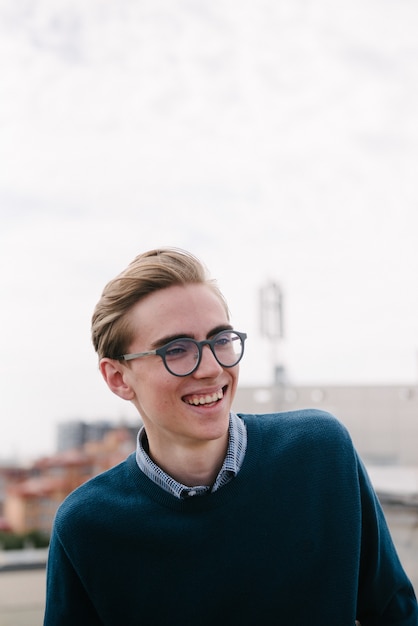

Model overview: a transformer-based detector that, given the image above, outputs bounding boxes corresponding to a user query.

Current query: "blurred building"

[3,425,137,535]
[56,419,126,452]
[0,466,30,531]
[234,383,418,466]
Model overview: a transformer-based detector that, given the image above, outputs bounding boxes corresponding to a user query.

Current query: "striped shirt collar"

[135,412,247,499]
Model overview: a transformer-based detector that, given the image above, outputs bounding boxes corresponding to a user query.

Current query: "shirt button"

[188,490,197,497]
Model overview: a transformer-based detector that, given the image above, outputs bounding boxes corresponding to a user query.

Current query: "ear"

[99,358,135,401]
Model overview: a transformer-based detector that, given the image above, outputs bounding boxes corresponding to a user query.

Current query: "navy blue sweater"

[44,410,417,625]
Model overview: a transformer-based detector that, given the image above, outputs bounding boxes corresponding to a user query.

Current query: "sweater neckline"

[126,414,262,511]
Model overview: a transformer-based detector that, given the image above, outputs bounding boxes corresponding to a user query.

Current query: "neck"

[146,434,229,487]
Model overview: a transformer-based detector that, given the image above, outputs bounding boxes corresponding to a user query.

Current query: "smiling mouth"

[183,387,225,406]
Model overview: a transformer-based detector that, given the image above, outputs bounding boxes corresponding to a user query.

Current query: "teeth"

[186,389,224,406]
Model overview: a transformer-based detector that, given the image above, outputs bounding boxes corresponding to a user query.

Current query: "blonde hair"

[91,248,229,359]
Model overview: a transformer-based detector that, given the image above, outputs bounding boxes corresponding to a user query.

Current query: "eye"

[214,333,232,347]
[165,340,195,360]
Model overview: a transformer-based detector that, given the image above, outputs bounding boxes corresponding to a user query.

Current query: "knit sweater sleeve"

[43,525,103,625]
[355,455,418,625]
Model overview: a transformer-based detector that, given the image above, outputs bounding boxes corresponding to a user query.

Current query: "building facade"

[233,383,418,466]
[3,427,137,535]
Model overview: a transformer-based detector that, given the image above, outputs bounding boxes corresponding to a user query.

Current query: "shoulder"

[240,408,349,436]
[53,455,134,533]
[237,410,359,488]
[239,409,354,458]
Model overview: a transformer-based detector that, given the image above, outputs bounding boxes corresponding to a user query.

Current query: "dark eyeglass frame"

[117,330,247,377]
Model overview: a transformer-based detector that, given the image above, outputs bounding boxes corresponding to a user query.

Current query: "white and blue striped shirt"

[135,412,247,499]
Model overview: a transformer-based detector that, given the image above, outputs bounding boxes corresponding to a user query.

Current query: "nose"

[193,344,223,378]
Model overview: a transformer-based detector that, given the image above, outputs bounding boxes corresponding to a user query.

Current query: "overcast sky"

[1,0,418,462]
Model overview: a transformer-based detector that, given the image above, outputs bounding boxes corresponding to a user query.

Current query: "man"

[44,247,417,625]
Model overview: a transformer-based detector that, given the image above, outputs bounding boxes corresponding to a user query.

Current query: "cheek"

[134,374,180,413]
[228,367,240,396]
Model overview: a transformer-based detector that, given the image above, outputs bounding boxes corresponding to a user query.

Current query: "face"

[103,283,240,459]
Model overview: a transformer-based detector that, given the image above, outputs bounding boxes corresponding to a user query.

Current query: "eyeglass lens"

[164,331,244,375]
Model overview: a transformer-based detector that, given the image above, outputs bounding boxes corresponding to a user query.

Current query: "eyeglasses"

[118,330,247,377]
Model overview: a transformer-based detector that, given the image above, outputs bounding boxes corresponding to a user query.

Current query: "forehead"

[127,284,229,343]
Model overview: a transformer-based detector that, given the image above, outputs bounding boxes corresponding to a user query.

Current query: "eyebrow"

[150,324,234,349]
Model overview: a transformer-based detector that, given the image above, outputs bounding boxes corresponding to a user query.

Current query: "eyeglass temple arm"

[120,349,158,361]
